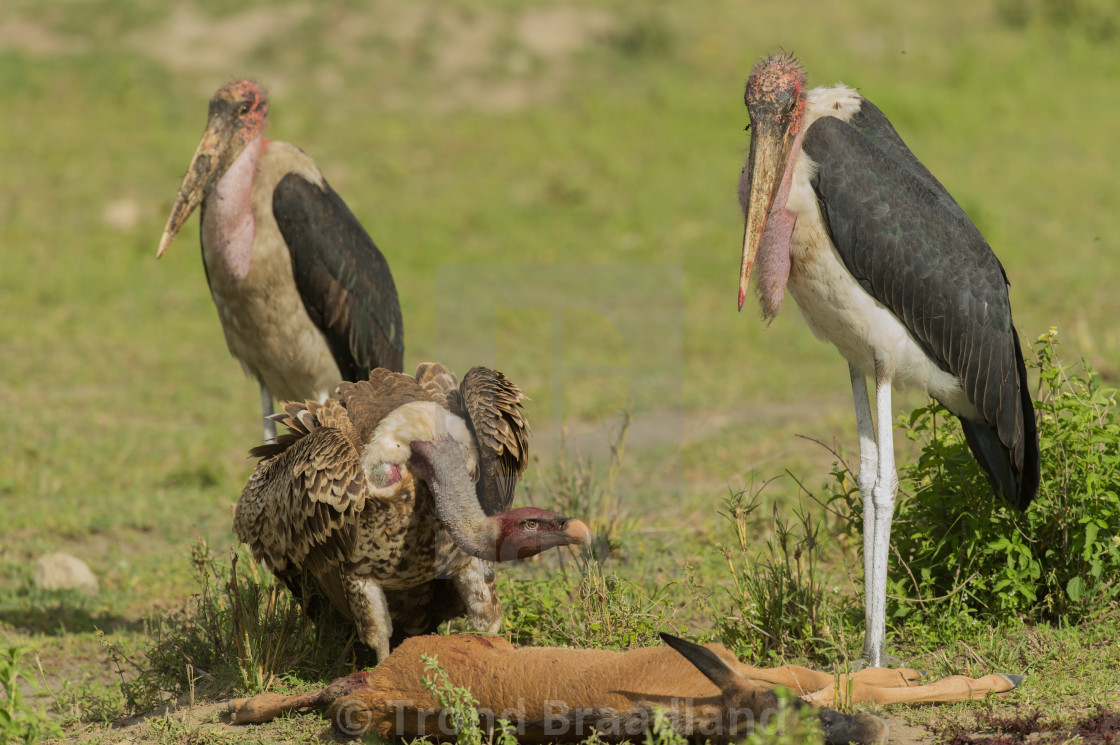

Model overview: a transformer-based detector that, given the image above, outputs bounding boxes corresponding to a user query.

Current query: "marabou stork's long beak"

[738,115,797,311]
[157,111,249,258]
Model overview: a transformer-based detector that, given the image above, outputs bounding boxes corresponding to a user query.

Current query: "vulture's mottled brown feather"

[337,368,432,443]
[415,361,460,410]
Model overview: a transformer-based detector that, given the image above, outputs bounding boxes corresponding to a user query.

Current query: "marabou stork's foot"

[816,650,913,675]
[847,650,910,672]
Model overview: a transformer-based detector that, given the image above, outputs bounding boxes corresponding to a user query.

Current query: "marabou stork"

[158,80,403,441]
[737,54,1040,666]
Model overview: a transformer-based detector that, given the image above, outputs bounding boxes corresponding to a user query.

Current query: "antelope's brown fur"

[229,634,1019,743]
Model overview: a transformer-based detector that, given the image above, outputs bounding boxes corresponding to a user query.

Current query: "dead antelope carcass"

[229,633,1022,744]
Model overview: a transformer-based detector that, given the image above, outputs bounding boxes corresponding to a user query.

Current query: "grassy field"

[2,0,1119,742]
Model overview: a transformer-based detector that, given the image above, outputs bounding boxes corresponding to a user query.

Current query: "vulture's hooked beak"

[561,518,591,547]
[739,114,796,311]
[157,111,249,258]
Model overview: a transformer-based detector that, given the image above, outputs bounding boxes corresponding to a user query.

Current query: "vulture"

[158,79,403,441]
[234,363,590,660]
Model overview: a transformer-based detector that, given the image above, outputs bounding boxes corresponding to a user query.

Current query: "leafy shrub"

[832,329,1120,625]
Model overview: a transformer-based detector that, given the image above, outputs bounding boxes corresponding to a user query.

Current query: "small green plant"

[714,488,849,665]
[505,406,678,651]
[51,677,126,726]
[0,645,62,745]
[832,328,1120,625]
[642,707,687,745]
[419,655,518,745]
[737,689,823,745]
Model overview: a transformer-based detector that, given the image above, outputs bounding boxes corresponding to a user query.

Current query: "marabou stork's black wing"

[273,173,404,378]
[448,367,531,515]
[802,105,1039,510]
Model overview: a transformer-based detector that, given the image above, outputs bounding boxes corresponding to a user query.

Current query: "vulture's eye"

[522,519,540,531]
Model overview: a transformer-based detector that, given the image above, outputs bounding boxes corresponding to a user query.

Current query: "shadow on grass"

[0,590,144,636]
[936,707,1120,745]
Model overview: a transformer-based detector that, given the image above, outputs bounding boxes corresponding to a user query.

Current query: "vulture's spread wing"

[450,367,530,515]
[235,407,367,577]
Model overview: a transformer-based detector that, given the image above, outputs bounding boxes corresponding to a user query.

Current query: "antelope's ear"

[659,633,744,692]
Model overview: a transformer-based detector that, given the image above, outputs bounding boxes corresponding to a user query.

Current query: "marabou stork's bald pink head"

[738,54,807,316]
[157,80,270,258]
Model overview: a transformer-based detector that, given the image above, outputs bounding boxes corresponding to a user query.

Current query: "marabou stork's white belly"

[202,145,341,404]
[783,167,977,418]
[205,243,342,404]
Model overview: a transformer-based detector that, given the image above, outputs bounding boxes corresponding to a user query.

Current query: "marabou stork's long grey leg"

[849,366,879,659]
[868,371,899,668]
[260,381,277,443]
[850,365,900,668]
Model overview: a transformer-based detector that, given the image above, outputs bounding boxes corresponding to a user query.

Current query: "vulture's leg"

[452,558,501,633]
[260,381,277,443]
[344,576,392,661]
[863,372,898,668]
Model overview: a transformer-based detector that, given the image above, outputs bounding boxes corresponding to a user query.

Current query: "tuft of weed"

[526,407,634,562]
[830,328,1120,627]
[52,678,126,726]
[119,539,353,712]
[500,555,679,651]
[711,487,853,666]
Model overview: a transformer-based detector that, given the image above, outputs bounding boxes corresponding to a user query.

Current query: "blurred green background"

[1,0,1118,610]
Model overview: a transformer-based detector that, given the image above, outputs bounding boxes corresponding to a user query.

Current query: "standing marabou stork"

[736,54,1040,666]
[158,80,403,441]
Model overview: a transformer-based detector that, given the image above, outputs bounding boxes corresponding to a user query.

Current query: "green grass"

[2,0,1119,743]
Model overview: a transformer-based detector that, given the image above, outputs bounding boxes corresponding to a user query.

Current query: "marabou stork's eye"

[522,519,540,531]
[237,101,252,116]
